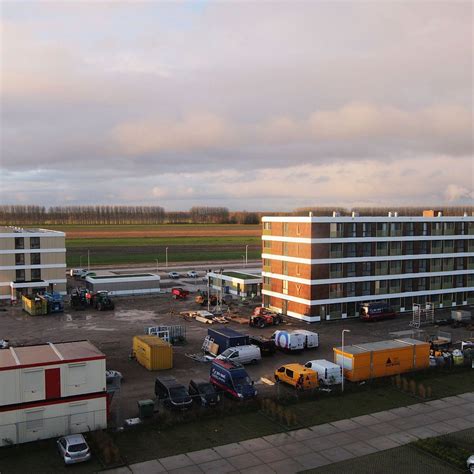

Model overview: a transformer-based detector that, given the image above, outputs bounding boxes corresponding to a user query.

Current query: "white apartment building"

[0,227,66,302]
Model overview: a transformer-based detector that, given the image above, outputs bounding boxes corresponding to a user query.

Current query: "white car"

[57,434,91,465]
[168,272,180,279]
[106,369,123,384]
[467,454,474,472]
[186,271,198,278]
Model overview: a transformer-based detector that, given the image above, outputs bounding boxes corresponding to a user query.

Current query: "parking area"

[1,288,473,422]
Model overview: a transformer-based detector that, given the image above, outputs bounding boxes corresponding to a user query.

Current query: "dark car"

[188,379,220,406]
[155,376,192,410]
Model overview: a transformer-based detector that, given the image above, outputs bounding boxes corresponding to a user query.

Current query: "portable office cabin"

[85,273,160,296]
[333,338,430,382]
[133,335,173,371]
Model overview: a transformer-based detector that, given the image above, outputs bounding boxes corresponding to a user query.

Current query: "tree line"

[0,205,471,226]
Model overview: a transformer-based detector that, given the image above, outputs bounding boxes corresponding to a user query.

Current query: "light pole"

[341,329,351,393]
[79,255,83,268]
[155,259,159,275]
[87,250,90,271]
[165,247,168,268]
[242,255,245,267]
[245,245,248,267]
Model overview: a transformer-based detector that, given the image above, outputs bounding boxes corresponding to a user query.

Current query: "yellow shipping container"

[333,338,430,382]
[22,295,48,316]
[133,335,173,371]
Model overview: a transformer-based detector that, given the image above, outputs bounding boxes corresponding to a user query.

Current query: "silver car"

[57,434,91,465]
[168,271,180,279]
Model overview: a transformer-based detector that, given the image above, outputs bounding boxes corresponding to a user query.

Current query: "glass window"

[404,279,413,292]
[456,240,465,252]
[282,280,288,295]
[362,262,371,276]
[30,253,41,265]
[361,281,371,295]
[375,261,388,275]
[263,222,271,231]
[375,280,388,294]
[329,283,343,297]
[431,259,442,272]
[418,259,428,273]
[431,240,443,253]
[417,278,426,291]
[31,269,41,280]
[362,223,372,237]
[404,241,414,255]
[30,237,40,249]
[346,223,356,237]
[16,269,25,282]
[444,222,455,235]
[430,276,442,290]
[263,240,271,249]
[376,242,388,256]
[404,260,413,273]
[346,282,356,296]
[390,279,401,293]
[404,222,415,236]
[362,242,371,257]
[345,243,356,257]
[443,240,454,253]
[455,257,464,270]
[422,223,428,236]
[330,223,343,238]
[443,258,454,271]
[390,241,402,255]
[418,241,428,254]
[15,237,24,249]
[15,254,25,265]
[432,222,443,235]
[390,261,402,275]
[330,263,343,277]
[377,222,388,236]
[346,262,356,277]
[330,243,343,257]
[442,275,452,289]
[390,222,402,236]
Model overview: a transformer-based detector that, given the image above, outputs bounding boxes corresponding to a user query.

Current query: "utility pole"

[166,247,168,267]
[207,270,211,312]
[87,250,90,271]
[341,329,351,393]
[155,259,159,275]
[245,245,248,267]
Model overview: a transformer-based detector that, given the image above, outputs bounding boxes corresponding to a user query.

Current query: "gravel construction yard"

[1,286,473,423]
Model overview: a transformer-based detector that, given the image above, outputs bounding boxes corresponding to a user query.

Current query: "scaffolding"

[410,302,435,329]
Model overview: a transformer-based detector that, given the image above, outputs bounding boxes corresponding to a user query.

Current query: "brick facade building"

[261,211,474,322]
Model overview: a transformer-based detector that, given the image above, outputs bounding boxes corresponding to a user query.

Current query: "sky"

[0,1,472,211]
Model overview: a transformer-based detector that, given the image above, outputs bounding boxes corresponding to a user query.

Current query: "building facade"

[0,227,66,302]
[207,270,262,297]
[261,211,474,322]
[0,340,107,445]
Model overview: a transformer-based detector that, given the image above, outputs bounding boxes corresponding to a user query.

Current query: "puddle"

[114,310,156,322]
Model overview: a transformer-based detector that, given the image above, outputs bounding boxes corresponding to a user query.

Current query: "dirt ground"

[1,289,473,423]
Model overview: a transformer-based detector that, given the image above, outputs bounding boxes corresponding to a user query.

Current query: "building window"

[430,276,442,290]
[282,280,288,295]
[296,224,301,236]
[418,241,428,254]
[362,223,372,237]
[390,279,401,293]
[443,240,454,253]
[466,275,473,287]
[390,241,402,256]
[404,260,414,273]
[283,223,289,236]
[432,222,443,236]
[375,261,388,275]
[16,269,25,282]
[431,259,442,272]
[263,240,272,249]
[390,222,402,237]
[346,282,356,297]
[361,281,371,296]
[263,222,271,231]
[330,243,343,258]
[375,280,387,295]
[30,237,40,249]
[404,241,414,255]
[390,261,402,275]
[263,259,271,270]
[15,253,25,265]
[376,222,388,237]
[376,242,388,256]
[345,243,356,257]
[417,278,426,291]
[431,240,443,254]
[443,258,454,271]
[469,240,474,252]
[422,223,429,236]
[329,283,343,298]
[30,253,41,265]
[15,237,25,249]
[362,262,371,276]
[404,279,413,292]
[31,269,41,280]
[346,262,356,277]
[330,223,343,238]
[418,259,428,273]
[346,223,356,237]
[362,242,371,257]
[282,261,288,275]
[330,263,343,278]
[282,242,289,255]
[455,257,464,270]
[404,222,415,236]
[442,275,452,289]
[444,222,455,235]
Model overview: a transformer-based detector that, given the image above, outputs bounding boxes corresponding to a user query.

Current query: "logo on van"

[385,357,400,367]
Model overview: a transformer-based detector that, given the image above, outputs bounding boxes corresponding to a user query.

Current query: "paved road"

[104,392,474,473]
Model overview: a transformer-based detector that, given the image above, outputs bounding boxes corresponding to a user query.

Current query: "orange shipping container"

[333,338,429,382]
[133,335,173,371]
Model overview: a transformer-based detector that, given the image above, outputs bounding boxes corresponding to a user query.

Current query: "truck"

[171,288,189,300]
[249,307,283,328]
[249,335,276,356]
[272,330,319,352]
[90,291,114,311]
[207,328,250,355]
[209,359,257,400]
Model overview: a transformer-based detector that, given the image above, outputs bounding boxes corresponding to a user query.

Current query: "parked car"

[106,369,123,384]
[57,434,91,465]
[274,364,318,390]
[216,344,261,365]
[70,268,86,277]
[210,359,257,400]
[168,271,180,279]
[359,302,396,321]
[155,375,192,410]
[186,270,198,278]
[304,359,342,386]
[79,270,96,279]
[188,379,219,406]
[467,454,474,473]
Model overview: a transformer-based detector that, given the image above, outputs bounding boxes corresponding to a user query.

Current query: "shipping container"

[207,328,249,355]
[21,295,48,316]
[133,336,173,371]
[333,338,430,382]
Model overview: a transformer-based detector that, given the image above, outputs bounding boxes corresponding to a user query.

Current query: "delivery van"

[272,330,319,352]
[305,359,342,385]
[210,359,257,400]
[216,344,261,365]
[274,364,318,390]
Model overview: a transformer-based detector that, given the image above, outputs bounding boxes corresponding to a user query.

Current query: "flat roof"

[0,226,65,237]
[0,340,104,371]
[335,338,428,355]
[208,270,261,282]
[90,274,155,280]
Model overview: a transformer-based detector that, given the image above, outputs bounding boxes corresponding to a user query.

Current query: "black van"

[188,379,219,407]
[154,376,192,410]
[359,302,396,322]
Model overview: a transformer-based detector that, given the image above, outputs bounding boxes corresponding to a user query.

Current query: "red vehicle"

[359,302,396,322]
[171,288,190,300]
[249,307,283,328]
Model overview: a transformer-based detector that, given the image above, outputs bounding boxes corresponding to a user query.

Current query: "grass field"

[46,224,262,266]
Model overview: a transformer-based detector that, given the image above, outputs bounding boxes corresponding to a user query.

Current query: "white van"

[216,344,261,365]
[305,359,342,386]
[293,330,319,349]
[70,268,86,277]
[272,330,305,351]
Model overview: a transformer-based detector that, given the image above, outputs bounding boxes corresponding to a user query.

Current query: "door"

[45,368,61,399]
[23,369,44,402]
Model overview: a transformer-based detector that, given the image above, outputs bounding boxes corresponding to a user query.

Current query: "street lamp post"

[87,250,90,271]
[79,255,83,268]
[155,259,159,275]
[242,255,245,267]
[341,329,351,393]
[165,247,168,268]
[245,245,248,267]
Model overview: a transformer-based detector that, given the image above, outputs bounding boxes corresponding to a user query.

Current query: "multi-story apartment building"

[261,211,474,322]
[0,227,66,302]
